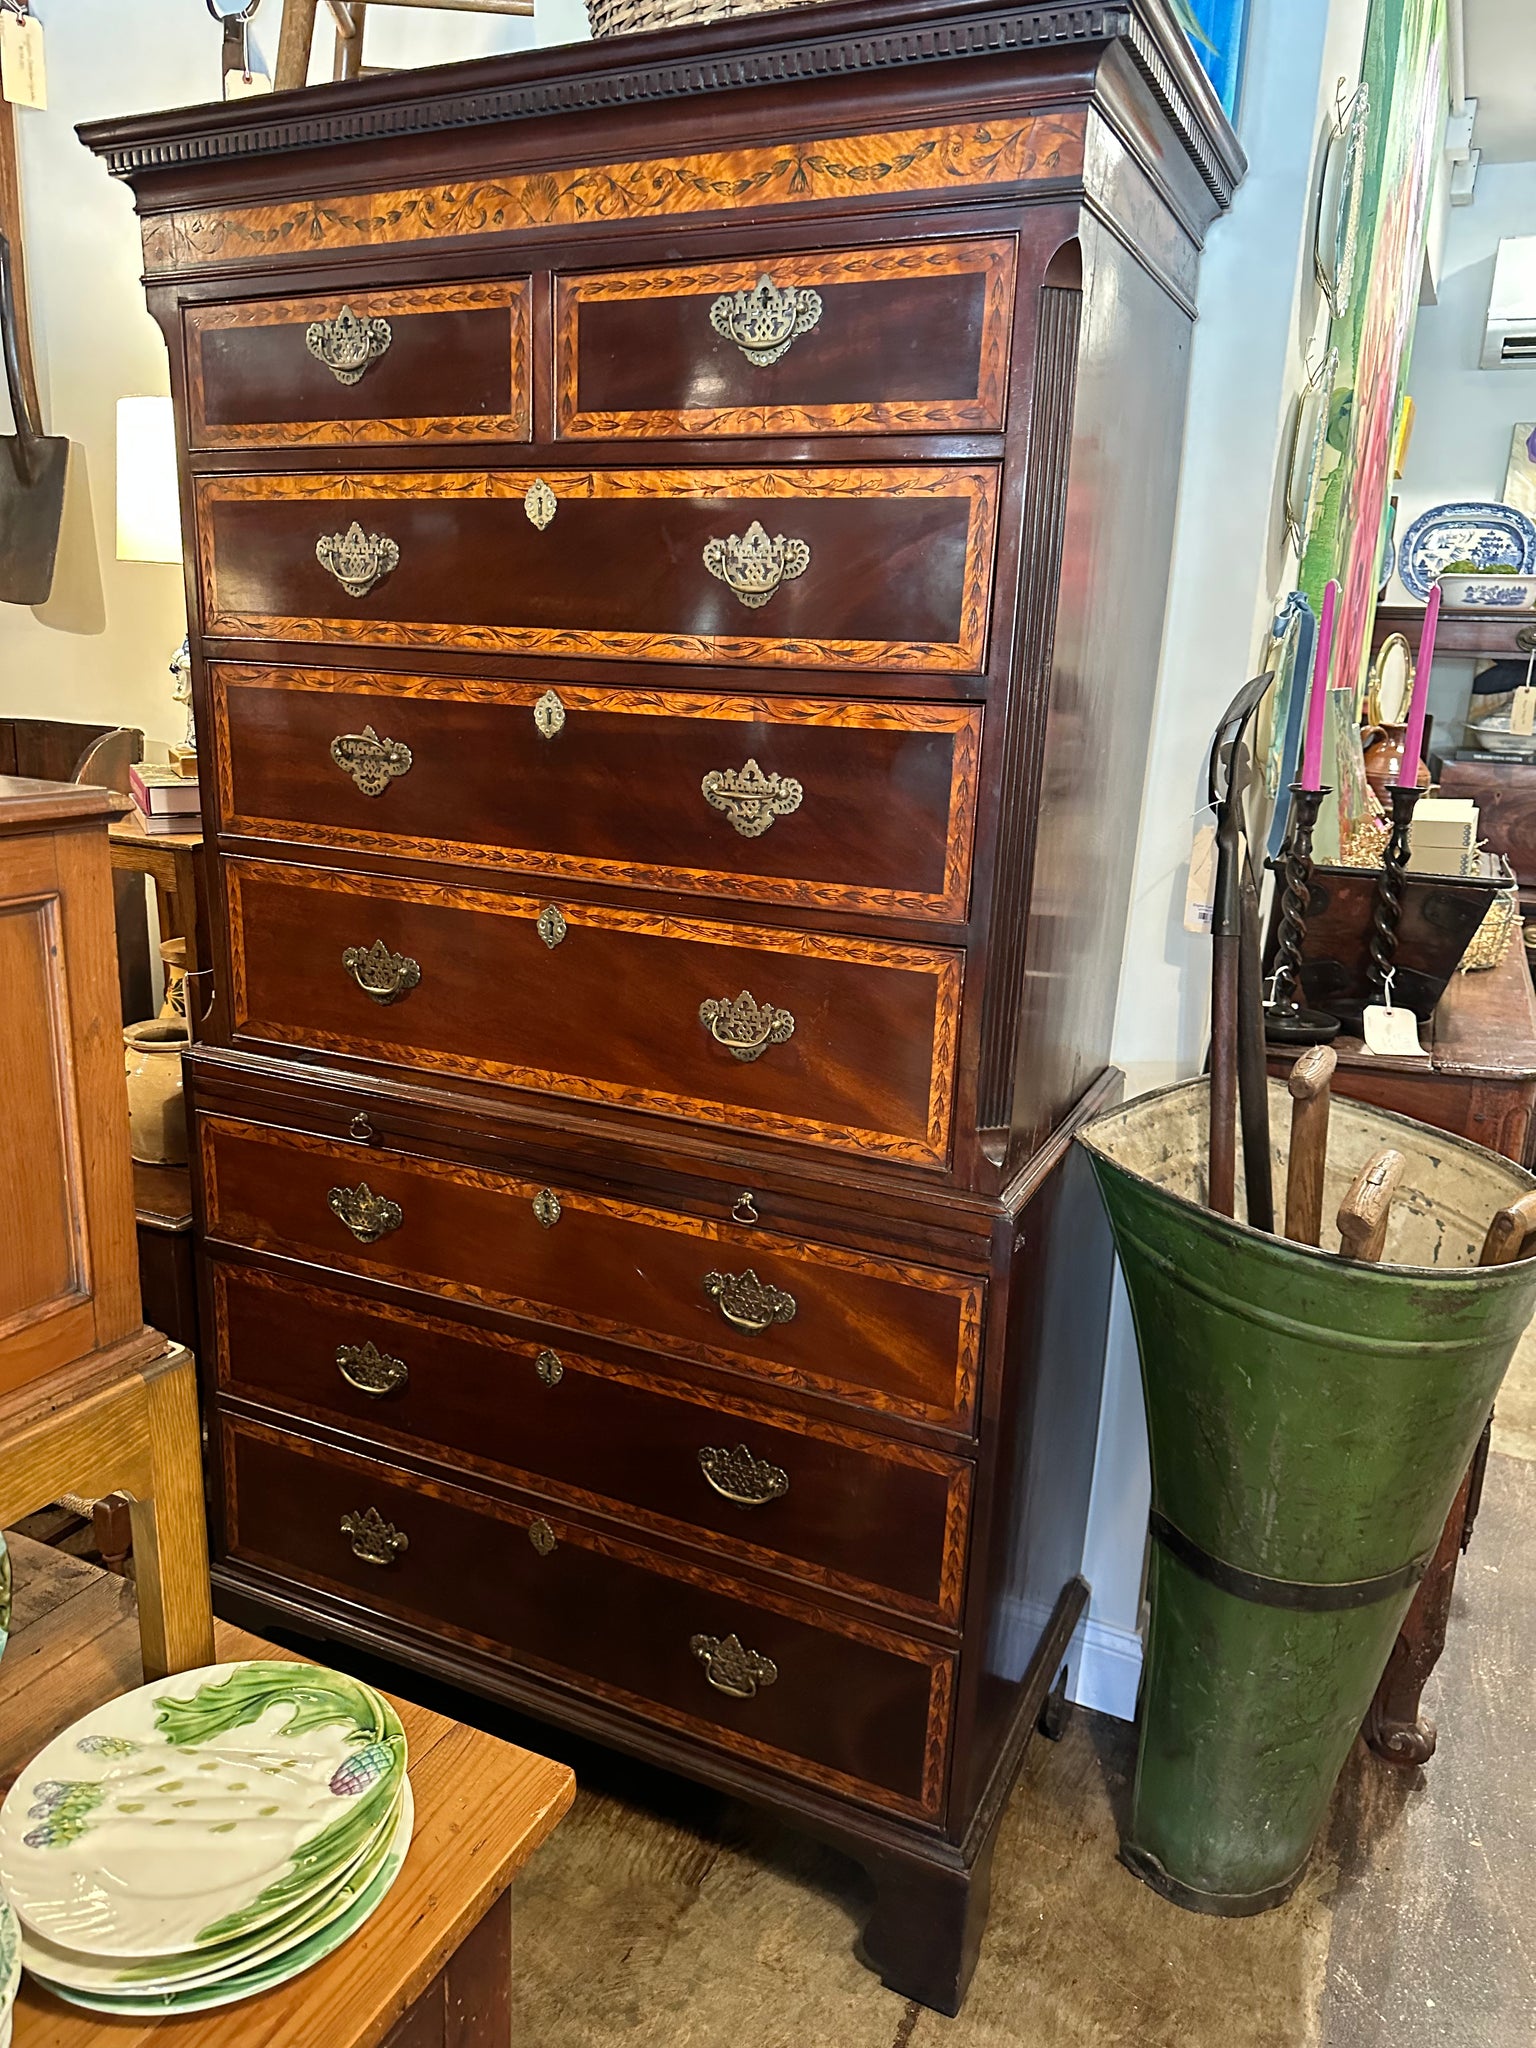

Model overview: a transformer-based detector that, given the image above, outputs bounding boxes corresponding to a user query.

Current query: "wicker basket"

[1460,887,1520,974]
[586,0,823,38]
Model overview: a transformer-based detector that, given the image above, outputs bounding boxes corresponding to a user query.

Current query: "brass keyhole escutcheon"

[535,1349,564,1387]
[528,1519,558,1557]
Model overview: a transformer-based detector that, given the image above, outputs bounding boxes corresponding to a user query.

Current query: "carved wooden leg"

[1363,1438,1485,1767]
[857,1834,995,2017]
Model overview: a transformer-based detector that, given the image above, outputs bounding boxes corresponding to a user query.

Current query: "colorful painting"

[1502,424,1536,519]
[1299,0,1448,718]
[1169,0,1253,120]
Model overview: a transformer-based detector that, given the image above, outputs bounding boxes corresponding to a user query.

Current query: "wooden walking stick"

[1477,1190,1536,1267]
[1336,1149,1407,1263]
[1284,1046,1336,1246]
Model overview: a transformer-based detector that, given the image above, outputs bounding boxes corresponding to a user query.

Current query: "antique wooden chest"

[83,0,1239,2009]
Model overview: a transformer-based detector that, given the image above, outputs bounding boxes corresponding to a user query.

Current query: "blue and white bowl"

[1441,571,1536,613]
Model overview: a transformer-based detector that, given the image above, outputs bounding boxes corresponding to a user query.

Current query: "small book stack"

[1405,797,1480,877]
[129,763,200,835]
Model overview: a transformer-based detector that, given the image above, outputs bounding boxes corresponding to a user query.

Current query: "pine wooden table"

[0,1533,575,2047]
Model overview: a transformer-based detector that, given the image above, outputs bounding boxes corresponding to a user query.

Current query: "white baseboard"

[1067,1615,1143,1722]
[996,1596,1144,1724]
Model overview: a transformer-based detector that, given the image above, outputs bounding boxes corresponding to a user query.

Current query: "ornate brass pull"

[342,938,421,1006]
[699,989,794,1063]
[709,275,822,366]
[703,521,809,610]
[306,305,392,384]
[317,521,399,599]
[336,1340,408,1397]
[331,725,412,797]
[702,1268,796,1335]
[328,1181,403,1244]
[690,1632,778,1699]
[341,1506,408,1565]
[698,1443,789,1508]
[701,760,803,839]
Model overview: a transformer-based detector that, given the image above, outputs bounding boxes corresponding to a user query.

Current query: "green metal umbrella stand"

[1079,1077,1536,1916]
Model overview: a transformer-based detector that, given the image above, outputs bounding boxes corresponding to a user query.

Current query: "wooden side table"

[106,810,208,1015]
[0,1343,214,1681]
[1,1534,575,2048]
[1268,940,1536,1762]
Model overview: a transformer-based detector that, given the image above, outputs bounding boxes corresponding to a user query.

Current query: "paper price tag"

[1513,686,1536,737]
[1183,824,1216,935]
[1362,1003,1427,1058]
[0,11,46,109]
[224,68,273,99]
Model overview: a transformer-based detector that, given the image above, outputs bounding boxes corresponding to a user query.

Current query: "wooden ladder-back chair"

[276,0,533,87]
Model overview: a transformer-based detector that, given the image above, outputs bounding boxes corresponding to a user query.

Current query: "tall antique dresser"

[84,0,1239,2010]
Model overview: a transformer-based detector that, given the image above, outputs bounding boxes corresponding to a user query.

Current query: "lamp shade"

[115,397,182,564]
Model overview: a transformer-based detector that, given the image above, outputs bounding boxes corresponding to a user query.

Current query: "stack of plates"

[0,1661,411,2017]
[1,1890,18,2047]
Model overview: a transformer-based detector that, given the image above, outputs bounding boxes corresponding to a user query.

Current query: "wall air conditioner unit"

[1482,236,1536,367]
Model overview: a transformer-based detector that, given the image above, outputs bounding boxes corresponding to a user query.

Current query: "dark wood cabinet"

[83,0,1239,2010]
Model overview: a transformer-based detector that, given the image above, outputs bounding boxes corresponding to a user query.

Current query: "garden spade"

[0,230,66,605]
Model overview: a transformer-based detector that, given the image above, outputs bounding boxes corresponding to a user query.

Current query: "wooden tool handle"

[1284,1046,1336,1247]
[1478,1191,1536,1267]
[1336,1149,1407,1264]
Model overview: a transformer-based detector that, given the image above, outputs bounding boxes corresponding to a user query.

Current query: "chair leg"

[131,1350,214,1680]
[275,0,320,89]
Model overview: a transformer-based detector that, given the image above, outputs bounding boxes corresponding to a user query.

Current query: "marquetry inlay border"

[199,1115,985,1429]
[222,1413,954,1818]
[184,281,532,449]
[193,465,998,675]
[222,857,962,1165]
[140,118,1083,277]
[554,238,1017,440]
[209,664,982,923]
[211,1261,972,1627]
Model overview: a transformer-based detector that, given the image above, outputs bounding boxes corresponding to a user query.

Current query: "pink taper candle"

[1397,582,1439,787]
[1300,578,1339,789]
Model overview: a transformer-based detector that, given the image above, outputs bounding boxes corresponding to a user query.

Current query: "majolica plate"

[0,1663,405,1959]
[0,1889,19,2024]
[1398,500,1536,602]
[32,1780,413,2017]
[22,1777,406,1994]
[0,1533,11,1666]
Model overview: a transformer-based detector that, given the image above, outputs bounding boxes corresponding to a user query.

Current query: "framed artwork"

[1170,0,1253,120]
[1503,425,1536,520]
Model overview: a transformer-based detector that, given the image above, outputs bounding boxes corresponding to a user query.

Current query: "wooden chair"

[276,0,533,88]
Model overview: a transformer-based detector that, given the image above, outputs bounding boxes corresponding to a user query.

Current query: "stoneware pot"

[123,1019,190,1166]
[1361,722,1432,803]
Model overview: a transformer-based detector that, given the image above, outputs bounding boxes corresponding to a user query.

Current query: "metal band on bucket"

[1149,1512,1434,1612]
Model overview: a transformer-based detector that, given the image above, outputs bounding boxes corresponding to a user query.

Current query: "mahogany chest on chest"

[83,0,1238,2009]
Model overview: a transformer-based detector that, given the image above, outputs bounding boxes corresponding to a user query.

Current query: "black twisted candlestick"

[1368,781,1422,1004]
[1264,782,1340,1045]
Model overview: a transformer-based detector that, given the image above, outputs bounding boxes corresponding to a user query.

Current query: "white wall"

[1072,0,1376,1719]
[0,0,587,751]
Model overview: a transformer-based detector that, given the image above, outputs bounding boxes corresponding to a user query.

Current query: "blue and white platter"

[1398,500,1536,602]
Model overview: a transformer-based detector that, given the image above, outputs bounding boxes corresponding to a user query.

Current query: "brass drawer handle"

[317,520,399,598]
[703,521,809,610]
[331,725,412,797]
[709,275,822,366]
[342,938,421,1006]
[699,989,794,1063]
[690,1631,777,1700]
[698,1443,789,1508]
[306,305,392,384]
[341,1505,408,1565]
[702,1268,796,1334]
[328,1181,403,1244]
[336,1340,408,1397]
[701,760,803,839]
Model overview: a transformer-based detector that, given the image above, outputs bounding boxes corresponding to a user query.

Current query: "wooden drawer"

[193,467,997,675]
[221,1415,953,1818]
[554,239,1015,438]
[223,856,961,1164]
[210,664,981,923]
[184,284,532,449]
[212,1263,971,1624]
[198,1116,984,1429]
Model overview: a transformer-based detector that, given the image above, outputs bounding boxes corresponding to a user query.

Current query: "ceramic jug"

[123,1019,191,1165]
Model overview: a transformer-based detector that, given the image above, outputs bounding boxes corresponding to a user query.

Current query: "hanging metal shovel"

[0,229,67,605]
